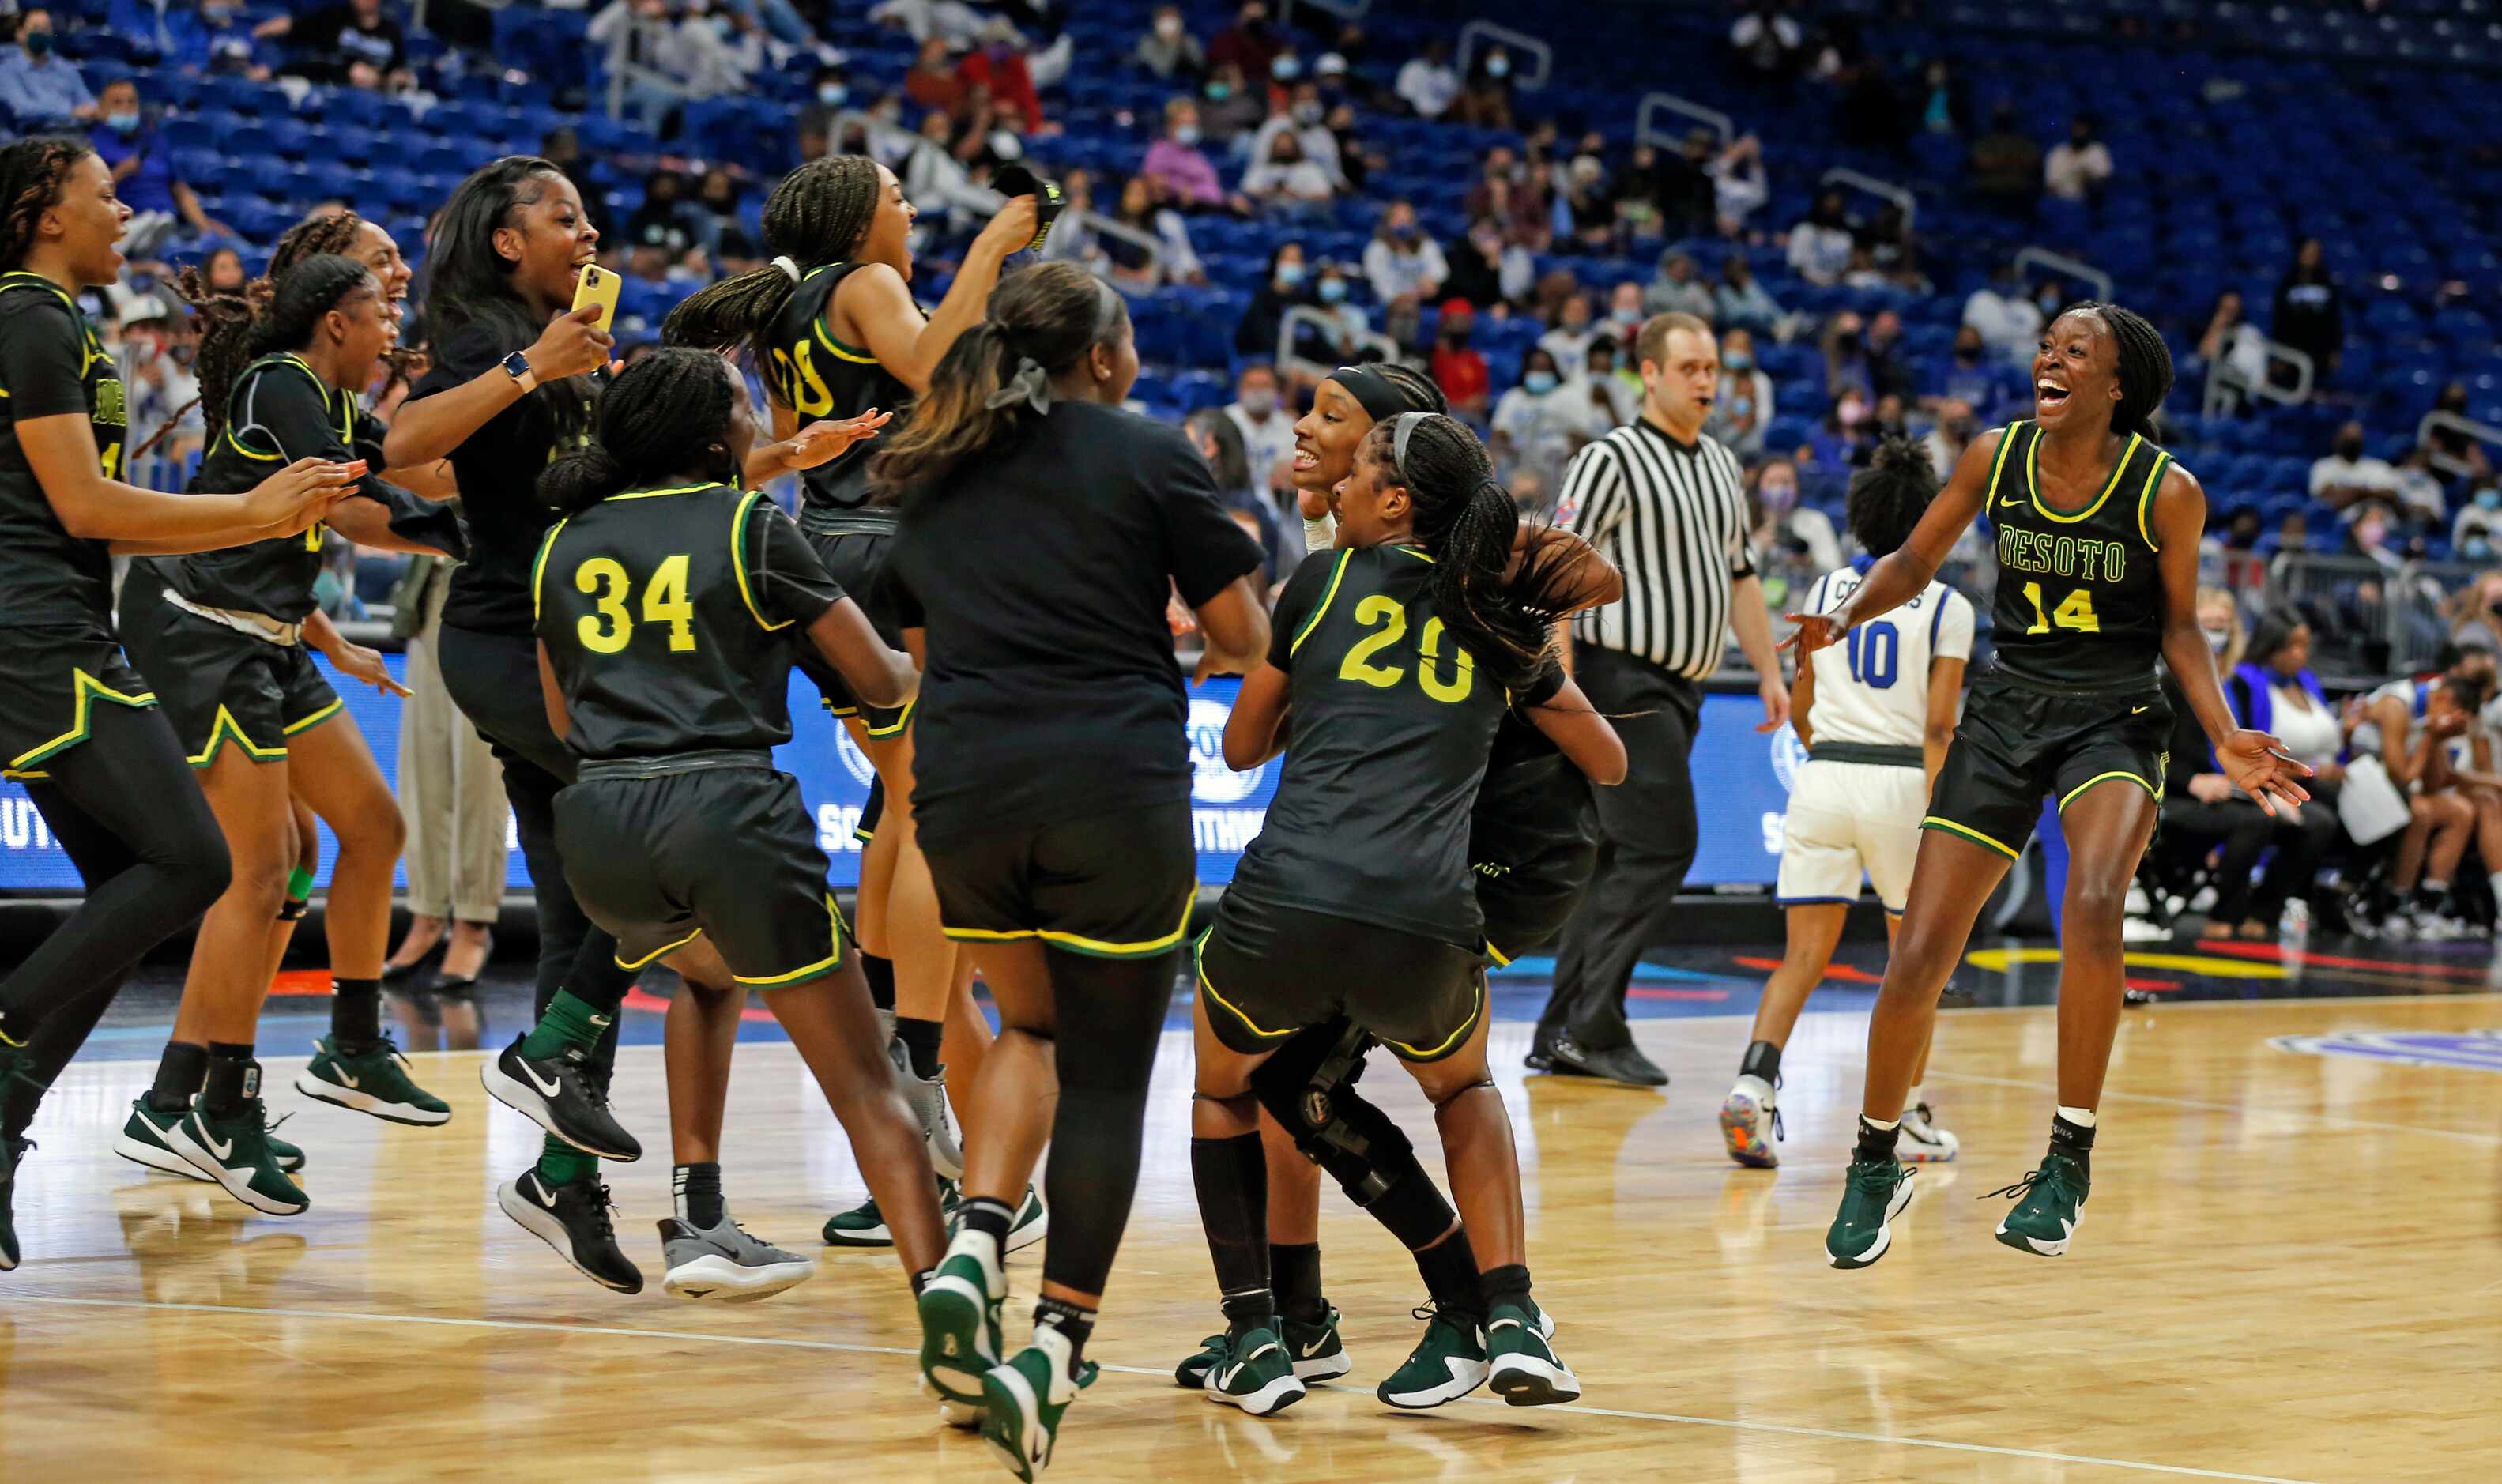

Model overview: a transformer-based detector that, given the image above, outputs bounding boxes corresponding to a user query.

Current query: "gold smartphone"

[571,262,622,333]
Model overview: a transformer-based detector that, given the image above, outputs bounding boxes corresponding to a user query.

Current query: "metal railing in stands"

[1063,209,1170,283]
[1278,306,1400,386]
[1456,22,1553,92]
[2202,335,2313,417]
[2418,410,2502,481]
[1636,92,1735,149]
[2014,246,2112,305]
[1818,168,1916,233]
[2261,551,2475,676]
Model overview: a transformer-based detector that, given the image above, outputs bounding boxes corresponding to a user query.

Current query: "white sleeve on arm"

[1303,510,1337,552]
[1937,589,1976,661]
[1557,443,1623,540]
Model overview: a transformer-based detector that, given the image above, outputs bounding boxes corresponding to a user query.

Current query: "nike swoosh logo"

[519,1059,562,1098]
[1299,1336,1327,1358]
[1218,1361,1246,1388]
[340,1071,360,1089]
[2131,706,2149,714]
[202,1128,233,1162]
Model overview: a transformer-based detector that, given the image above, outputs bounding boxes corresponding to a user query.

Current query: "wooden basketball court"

[3,985,2497,1482]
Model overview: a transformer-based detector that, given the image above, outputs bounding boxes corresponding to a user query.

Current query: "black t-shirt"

[1229,544,1565,948]
[173,353,459,620]
[763,262,915,512]
[0,273,125,635]
[536,482,843,759]
[409,318,596,635]
[883,400,1264,847]
[293,6,407,73]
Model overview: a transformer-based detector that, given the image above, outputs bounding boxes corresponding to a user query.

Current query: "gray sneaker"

[891,1038,964,1180]
[659,1212,818,1303]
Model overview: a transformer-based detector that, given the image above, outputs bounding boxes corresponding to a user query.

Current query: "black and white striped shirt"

[1558,417,1754,679]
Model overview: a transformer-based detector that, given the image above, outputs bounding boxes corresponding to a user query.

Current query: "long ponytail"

[663,155,884,375]
[1373,413,1577,697]
[164,262,273,451]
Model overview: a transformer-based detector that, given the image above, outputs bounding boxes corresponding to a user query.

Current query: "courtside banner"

[0,661,1794,892]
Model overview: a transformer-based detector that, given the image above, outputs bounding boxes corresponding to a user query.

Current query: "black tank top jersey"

[1983,420,2174,692]
[533,482,846,759]
[1230,544,1565,950]
[0,273,126,633]
[764,262,914,511]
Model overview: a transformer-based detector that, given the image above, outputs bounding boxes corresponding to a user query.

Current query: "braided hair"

[1370,362,1445,418]
[541,347,738,514]
[1844,437,1939,559]
[662,156,884,376]
[1364,412,1576,696]
[175,254,378,450]
[2064,299,2173,439]
[0,136,95,273]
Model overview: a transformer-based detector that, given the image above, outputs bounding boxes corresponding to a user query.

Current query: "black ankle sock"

[861,952,895,1013]
[1271,1241,1325,1327]
[1034,1295,1097,1366]
[896,1015,943,1080]
[1855,1115,1902,1163]
[203,1042,257,1117]
[330,977,382,1045]
[1415,1226,1484,1322]
[1479,1261,1533,1314]
[1219,1287,1275,1338]
[149,1041,208,1113]
[673,1161,725,1229]
[910,1268,932,1298]
[958,1196,1016,1249]
[2049,1113,2096,1177]
[1739,1038,1782,1083]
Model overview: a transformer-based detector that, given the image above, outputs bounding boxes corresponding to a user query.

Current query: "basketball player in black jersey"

[111,254,468,1215]
[1174,363,1626,1411]
[519,346,944,1305]
[666,157,1046,1251]
[0,137,356,1269]
[1789,304,2311,1266]
[1190,412,1621,1415]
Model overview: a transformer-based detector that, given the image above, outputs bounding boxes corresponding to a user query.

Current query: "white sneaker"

[1897,1102,1959,1162]
[2121,913,2172,943]
[1719,1075,1780,1168]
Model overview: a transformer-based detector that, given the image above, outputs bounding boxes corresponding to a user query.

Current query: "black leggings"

[1035,945,1178,1298]
[436,624,632,1084]
[0,702,228,1132]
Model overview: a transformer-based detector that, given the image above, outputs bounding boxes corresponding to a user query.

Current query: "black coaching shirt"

[1981,420,2173,693]
[1558,416,1752,680]
[882,399,1264,849]
[1230,544,1566,950]
[0,272,124,634]
[534,482,844,759]
[763,262,915,512]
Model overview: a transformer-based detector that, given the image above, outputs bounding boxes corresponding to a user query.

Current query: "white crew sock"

[1860,1113,1899,1132]
[2055,1104,2097,1128]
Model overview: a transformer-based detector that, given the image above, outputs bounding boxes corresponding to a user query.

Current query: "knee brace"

[1251,1021,1413,1204]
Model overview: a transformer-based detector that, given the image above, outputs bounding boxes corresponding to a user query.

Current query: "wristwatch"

[501,349,537,394]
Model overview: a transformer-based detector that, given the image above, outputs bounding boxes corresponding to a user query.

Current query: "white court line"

[11,1294,2319,1482]
[1919,1069,2502,1146]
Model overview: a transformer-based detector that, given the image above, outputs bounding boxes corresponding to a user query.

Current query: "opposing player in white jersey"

[1724,440,1973,1168]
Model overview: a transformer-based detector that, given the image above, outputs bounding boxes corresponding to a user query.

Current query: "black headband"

[1327,363,1411,424]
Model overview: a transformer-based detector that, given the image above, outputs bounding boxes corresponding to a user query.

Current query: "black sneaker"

[0,1134,28,1271]
[1524,1030,1558,1072]
[1548,1037,1668,1087]
[497,1169,643,1293]
[480,1037,640,1161]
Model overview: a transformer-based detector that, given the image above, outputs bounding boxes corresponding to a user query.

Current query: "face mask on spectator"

[992,130,1024,160]
[1391,223,1419,243]
[2203,626,2233,653]
[2478,488,2502,511]
[1724,350,1752,372]
[1524,369,1558,394]
[2469,537,2494,561]
[26,30,55,57]
[2356,515,2389,548]
[1487,53,1512,78]
[107,111,141,134]
[1728,394,1754,420]
[2335,435,2364,461]
[1838,397,1869,427]
[1611,304,1641,328]
[1294,100,1322,125]
[1240,386,1279,416]
[1274,55,1302,81]
[1759,477,1795,510]
[1275,261,1305,288]
[818,83,848,107]
[1317,276,1347,303]
[1174,124,1200,146]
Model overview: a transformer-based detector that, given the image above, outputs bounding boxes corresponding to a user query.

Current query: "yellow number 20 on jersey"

[1336,594,1475,702]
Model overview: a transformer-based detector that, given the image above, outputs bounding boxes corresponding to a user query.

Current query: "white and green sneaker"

[1379,1303,1489,1409]
[1281,1303,1351,1381]
[296,1034,451,1126]
[1201,1325,1306,1415]
[918,1233,1006,1418]
[1826,1156,1917,1268]
[1989,1152,2088,1256]
[827,1175,959,1248]
[161,1090,310,1217]
[115,1097,211,1181]
[1006,1185,1048,1254]
[1484,1300,1579,1406]
[982,1325,1097,1481]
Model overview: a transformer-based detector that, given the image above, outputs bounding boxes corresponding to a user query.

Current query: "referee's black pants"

[1536,647,1701,1053]
[437,624,631,1087]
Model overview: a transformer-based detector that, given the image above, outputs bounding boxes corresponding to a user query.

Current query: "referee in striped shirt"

[1532,311,1792,1087]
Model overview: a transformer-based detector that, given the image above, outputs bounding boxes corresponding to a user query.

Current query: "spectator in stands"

[1200,62,1265,141]
[625,169,709,276]
[2455,484,2502,562]
[1822,310,1911,404]
[1235,241,1312,358]
[2313,420,2405,523]
[2445,570,2502,655]
[200,244,250,297]
[2349,647,2496,938]
[1446,217,1532,315]
[590,0,744,131]
[1208,1,1280,83]
[1453,47,1516,129]
[259,0,412,91]
[1561,152,1618,250]
[1492,348,1585,496]
[904,36,967,115]
[1964,259,2044,363]
[1605,142,1677,243]
[1606,279,1648,341]
[1969,100,2041,215]
[1709,133,1771,232]
[531,128,614,243]
[1840,245,1890,292]
[1430,299,1492,420]
[1730,3,1803,79]
[1556,335,1633,439]
[2195,288,2270,413]
[1395,35,1457,119]
[0,9,94,128]
[690,168,758,273]
[1465,147,1548,249]
[1540,293,1599,371]
[1105,174,1204,286]
[1917,58,1970,135]
[1362,199,1446,311]
[2425,380,2493,484]
[1706,326,1774,459]
[1239,128,1334,214]
[1308,259,1370,359]
[1926,322,2025,421]
[2391,446,2449,527]
[868,0,987,46]
[1225,362,1299,504]
[1786,189,1854,286]
[1185,409,1286,583]
[2043,114,2112,202]
[1251,81,1343,190]
[1749,455,1841,585]
[2273,236,2344,379]
[1133,5,1204,82]
[167,0,276,79]
[1709,254,1779,338]
[1323,100,1378,194]
[959,17,1046,132]
[1643,249,1716,321]
[88,77,232,256]
[1143,98,1234,212]
[1807,384,1874,471]
[1922,397,1976,476]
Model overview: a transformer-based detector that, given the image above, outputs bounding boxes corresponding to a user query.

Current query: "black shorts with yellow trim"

[119,594,341,769]
[552,762,846,987]
[793,507,911,736]
[854,773,884,846]
[0,627,160,781]
[1922,665,2171,861]
[1473,838,1600,966]
[1196,891,1487,1065]
[923,800,1196,960]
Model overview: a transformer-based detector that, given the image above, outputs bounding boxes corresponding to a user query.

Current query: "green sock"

[519,989,610,1061]
[537,1135,598,1187]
